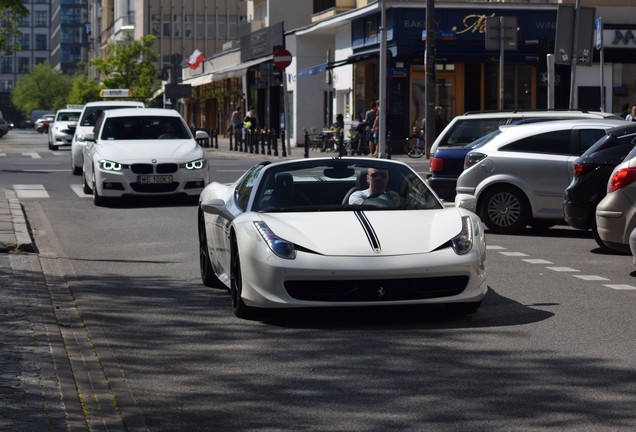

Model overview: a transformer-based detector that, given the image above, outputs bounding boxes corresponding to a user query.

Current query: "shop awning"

[297,50,379,78]
[213,55,273,80]
[184,74,214,87]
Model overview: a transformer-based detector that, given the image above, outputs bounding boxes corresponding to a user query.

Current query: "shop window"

[484,64,533,111]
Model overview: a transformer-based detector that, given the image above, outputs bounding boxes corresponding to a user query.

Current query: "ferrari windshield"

[253,159,443,212]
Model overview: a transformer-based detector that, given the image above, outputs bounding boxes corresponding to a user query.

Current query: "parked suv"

[428,110,623,201]
[455,119,627,234]
[71,100,145,175]
[563,123,636,248]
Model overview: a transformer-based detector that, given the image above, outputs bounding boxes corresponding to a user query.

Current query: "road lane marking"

[604,284,636,290]
[22,152,41,159]
[499,251,529,257]
[487,245,506,250]
[522,259,553,264]
[574,275,610,281]
[13,184,49,198]
[546,266,580,272]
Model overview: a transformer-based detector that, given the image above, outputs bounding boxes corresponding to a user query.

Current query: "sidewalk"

[0,188,74,431]
[205,135,422,165]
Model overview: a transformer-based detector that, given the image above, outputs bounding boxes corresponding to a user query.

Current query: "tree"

[11,63,71,116]
[68,63,104,105]
[91,34,161,105]
[0,0,29,55]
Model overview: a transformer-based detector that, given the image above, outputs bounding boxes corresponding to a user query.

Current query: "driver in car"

[349,167,400,205]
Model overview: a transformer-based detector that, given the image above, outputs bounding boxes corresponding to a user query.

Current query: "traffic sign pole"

[273,48,292,155]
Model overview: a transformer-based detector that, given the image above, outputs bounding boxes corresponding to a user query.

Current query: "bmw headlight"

[180,159,207,170]
[254,221,296,259]
[98,160,127,171]
[451,216,474,255]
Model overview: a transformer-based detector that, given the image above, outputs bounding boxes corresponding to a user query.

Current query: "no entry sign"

[273,49,292,69]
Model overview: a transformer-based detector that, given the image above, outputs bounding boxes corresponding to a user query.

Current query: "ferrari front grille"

[284,276,468,302]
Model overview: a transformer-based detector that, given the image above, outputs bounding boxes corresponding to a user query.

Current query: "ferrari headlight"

[451,216,474,255]
[98,160,126,171]
[254,221,296,260]
[180,159,207,170]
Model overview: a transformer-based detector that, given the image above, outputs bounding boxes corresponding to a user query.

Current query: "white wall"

[288,33,334,146]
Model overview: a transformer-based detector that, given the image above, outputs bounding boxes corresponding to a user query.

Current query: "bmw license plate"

[137,175,173,184]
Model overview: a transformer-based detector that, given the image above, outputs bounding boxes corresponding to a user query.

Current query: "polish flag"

[187,49,205,70]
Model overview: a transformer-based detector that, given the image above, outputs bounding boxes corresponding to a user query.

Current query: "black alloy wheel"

[480,185,530,234]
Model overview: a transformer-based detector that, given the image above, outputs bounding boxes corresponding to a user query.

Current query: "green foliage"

[9,33,162,116]
[91,34,161,104]
[68,63,104,104]
[11,63,71,116]
[0,0,29,55]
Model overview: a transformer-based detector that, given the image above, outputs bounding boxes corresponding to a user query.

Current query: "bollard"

[304,129,309,158]
[213,128,219,149]
[261,129,267,155]
[272,129,279,157]
[338,131,345,157]
[229,127,234,151]
[266,129,272,155]
[281,130,287,157]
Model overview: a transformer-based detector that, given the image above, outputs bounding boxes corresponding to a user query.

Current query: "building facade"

[0,0,52,124]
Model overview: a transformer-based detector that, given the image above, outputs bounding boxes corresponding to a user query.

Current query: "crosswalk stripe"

[70,184,90,198]
[13,184,49,198]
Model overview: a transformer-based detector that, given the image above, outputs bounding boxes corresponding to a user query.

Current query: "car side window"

[500,130,571,155]
[577,129,609,154]
[445,119,506,147]
[235,165,264,211]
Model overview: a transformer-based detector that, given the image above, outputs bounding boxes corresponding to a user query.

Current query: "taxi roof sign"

[100,89,132,98]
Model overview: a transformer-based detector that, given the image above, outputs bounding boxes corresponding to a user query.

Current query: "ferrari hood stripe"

[354,210,381,253]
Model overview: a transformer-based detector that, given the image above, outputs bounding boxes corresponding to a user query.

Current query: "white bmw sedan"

[199,157,487,319]
[82,108,209,206]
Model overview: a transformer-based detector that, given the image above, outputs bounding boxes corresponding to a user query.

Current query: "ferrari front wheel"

[230,237,257,319]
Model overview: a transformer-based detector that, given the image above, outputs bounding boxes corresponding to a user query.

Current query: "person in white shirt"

[626,105,636,122]
[349,167,399,205]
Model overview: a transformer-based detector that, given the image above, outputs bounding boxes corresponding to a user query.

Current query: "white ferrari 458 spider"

[198,157,487,318]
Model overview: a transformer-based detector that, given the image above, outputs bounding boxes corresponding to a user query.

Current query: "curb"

[0,188,36,253]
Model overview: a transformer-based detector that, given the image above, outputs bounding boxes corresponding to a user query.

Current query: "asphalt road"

[3,129,636,431]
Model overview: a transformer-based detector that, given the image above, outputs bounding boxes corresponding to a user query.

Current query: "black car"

[0,117,9,138]
[564,123,636,245]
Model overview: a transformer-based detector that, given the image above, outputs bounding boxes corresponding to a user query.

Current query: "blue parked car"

[428,130,502,201]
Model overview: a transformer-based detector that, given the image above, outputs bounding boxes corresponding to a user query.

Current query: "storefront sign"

[605,29,636,48]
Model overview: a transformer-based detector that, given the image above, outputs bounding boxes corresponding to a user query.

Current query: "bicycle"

[405,127,426,158]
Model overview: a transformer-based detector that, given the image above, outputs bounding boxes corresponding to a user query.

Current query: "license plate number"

[137,175,173,184]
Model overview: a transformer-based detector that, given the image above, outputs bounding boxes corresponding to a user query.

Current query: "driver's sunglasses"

[368,172,387,179]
